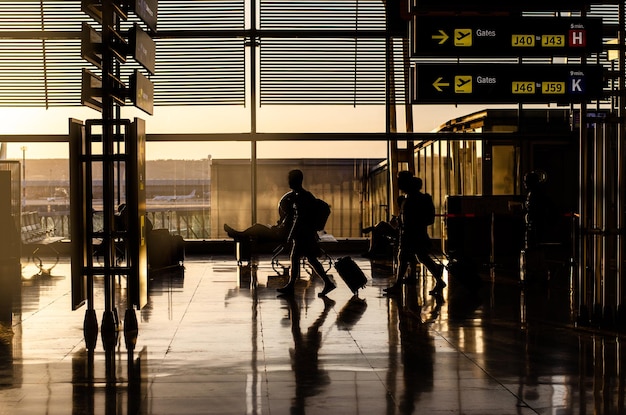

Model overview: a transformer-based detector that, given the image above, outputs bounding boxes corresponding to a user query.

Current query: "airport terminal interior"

[2,1,626,414]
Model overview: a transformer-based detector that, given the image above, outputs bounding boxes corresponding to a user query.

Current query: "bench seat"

[21,211,63,274]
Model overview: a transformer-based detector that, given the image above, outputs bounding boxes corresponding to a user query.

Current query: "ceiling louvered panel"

[153,38,245,105]
[40,1,89,31]
[260,37,404,105]
[156,1,245,31]
[0,39,46,105]
[0,1,247,107]
[0,38,84,107]
[0,1,87,31]
[259,0,386,30]
[257,0,391,105]
[41,39,84,106]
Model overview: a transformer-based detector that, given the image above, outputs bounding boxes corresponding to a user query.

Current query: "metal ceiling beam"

[0,131,575,143]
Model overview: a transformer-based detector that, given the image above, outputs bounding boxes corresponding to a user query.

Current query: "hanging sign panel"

[130,70,154,115]
[81,23,103,69]
[411,17,602,57]
[410,64,604,104]
[81,68,103,112]
[131,0,158,33]
[129,24,156,74]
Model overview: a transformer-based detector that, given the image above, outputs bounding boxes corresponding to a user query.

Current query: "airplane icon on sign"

[456,31,471,41]
[454,76,473,93]
[454,29,472,47]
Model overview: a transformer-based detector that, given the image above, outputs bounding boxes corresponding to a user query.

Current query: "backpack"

[417,192,436,226]
[312,198,331,231]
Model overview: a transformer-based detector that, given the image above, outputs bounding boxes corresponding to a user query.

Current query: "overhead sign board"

[129,24,156,74]
[81,68,103,112]
[411,64,604,104]
[81,23,103,69]
[411,17,602,57]
[81,69,130,111]
[130,70,154,115]
[131,0,158,33]
[410,0,591,12]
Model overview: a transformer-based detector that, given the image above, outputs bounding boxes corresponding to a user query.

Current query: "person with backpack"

[523,171,553,249]
[384,174,445,296]
[277,169,336,297]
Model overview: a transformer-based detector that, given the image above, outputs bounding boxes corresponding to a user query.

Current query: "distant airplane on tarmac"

[152,189,197,202]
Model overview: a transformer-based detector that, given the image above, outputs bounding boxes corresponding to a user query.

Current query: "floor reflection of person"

[282,294,333,414]
[396,287,435,413]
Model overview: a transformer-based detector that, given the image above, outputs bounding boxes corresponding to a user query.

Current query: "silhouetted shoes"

[383,284,402,295]
[426,264,446,295]
[276,285,295,296]
[223,224,239,239]
[429,280,446,296]
[318,281,336,297]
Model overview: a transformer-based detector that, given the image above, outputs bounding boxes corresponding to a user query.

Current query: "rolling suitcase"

[334,256,368,295]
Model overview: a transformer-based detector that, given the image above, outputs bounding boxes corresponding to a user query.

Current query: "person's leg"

[223,223,243,239]
[307,255,336,297]
[245,223,278,241]
[403,253,419,284]
[277,243,300,294]
[225,223,277,240]
[416,247,445,294]
[384,247,412,294]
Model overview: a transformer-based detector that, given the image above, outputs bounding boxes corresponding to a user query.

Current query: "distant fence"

[30,209,212,240]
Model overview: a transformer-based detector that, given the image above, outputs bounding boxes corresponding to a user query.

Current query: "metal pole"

[250,0,257,225]
[617,0,626,329]
[101,0,117,336]
[20,146,26,209]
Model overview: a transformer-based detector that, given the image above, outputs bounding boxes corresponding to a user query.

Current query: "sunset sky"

[0,102,508,160]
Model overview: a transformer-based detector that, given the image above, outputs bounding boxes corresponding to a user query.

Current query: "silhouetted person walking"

[384,174,444,296]
[523,171,550,249]
[277,169,336,297]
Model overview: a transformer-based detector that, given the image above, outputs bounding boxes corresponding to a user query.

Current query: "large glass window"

[492,145,516,195]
